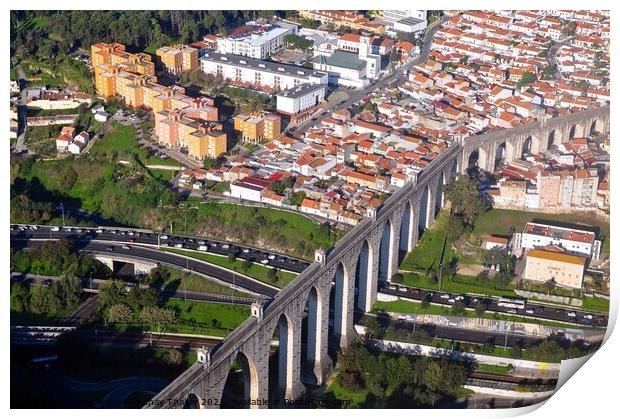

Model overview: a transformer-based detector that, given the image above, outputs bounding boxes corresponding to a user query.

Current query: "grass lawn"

[164,299,249,335]
[163,248,296,288]
[110,300,249,337]
[400,209,451,272]
[156,265,249,297]
[324,374,368,408]
[372,299,600,329]
[475,364,512,375]
[471,208,610,255]
[90,121,142,156]
[581,296,610,313]
[394,272,516,298]
[149,168,177,182]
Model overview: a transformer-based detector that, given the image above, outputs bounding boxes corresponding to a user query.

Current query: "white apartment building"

[276,83,327,116]
[383,10,428,33]
[518,221,601,260]
[200,51,327,91]
[216,26,295,59]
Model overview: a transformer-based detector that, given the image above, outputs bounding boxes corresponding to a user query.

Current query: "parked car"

[121,245,131,250]
[51,227,60,232]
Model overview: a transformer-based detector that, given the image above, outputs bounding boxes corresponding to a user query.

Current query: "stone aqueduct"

[146,105,609,409]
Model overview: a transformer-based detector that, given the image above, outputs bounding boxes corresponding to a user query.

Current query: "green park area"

[164,248,297,288]
[149,265,249,297]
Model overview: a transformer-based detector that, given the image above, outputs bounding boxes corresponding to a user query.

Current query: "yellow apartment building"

[523,249,586,289]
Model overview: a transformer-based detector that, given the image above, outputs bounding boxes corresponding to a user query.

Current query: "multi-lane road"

[10,224,609,327]
[11,224,312,297]
[379,283,608,328]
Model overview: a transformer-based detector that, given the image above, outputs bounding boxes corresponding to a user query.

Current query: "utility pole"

[89,271,93,290]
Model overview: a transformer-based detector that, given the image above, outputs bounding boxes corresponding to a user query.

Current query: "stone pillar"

[252,339,270,409]
[404,200,419,253]
[387,213,402,282]
[364,231,382,313]
[285,312,304,401]
[316,278,332,384]
[338,256,358,349]
[485,142,497,173]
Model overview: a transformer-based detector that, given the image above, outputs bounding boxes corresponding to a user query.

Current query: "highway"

[11,235,279,297]
[379,283,608,328]
[11,224,309,274]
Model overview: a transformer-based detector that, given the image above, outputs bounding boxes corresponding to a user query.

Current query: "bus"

[497,297,526,310]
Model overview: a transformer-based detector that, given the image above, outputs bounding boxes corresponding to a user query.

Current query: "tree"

[227,252,236,263]
[451,300,466,314]
[99,280,127,308]
[140,306,176,333]
[517,71,537,88]
[561,21,577,37]
[11,282,29,312]
[165,348,184,365]
[290,191,306,207]
[423,361,443,392]
[60,165,78,190]
[364,316,385,339]
[107,303,133,323]
[443,175,485,226]
[576,80,589,94]
[445,214,465,243]
[268,268,278,284]
[474,302,487,316]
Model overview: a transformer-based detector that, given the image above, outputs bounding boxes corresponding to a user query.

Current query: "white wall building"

[201,51,327,91]
[520,221,601,260]
[216,25,296,59]
[276,83,327,116]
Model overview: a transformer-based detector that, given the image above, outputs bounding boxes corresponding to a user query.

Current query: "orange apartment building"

[92,42,218,121]
[233,112,281,143]
[155,108,226,160]
[155,45,199,75]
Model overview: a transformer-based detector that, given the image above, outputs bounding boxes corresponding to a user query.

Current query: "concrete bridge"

[462,105,610,173]
[92,253,159,276]
[145,106,610,409]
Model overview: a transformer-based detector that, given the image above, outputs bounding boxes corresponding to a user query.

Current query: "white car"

[198,245,208,251]
[398,287,408,292]
[96,229,103,233]
[455,295,465,301]
[261,259,269,264]
[51,227,60,232]
[128,231,134,236]
[584,314,593,320]
[268,255,276,260]
[222,244,230,249]
[440,294,450,299]
[174,243,184,248]
[387,285,396,291]
[121,245,130,250]
[525,309,534,314]
[448,298,455,303]
[160,235,168,240]
[242,248,250,254]
[567,312,576,317]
